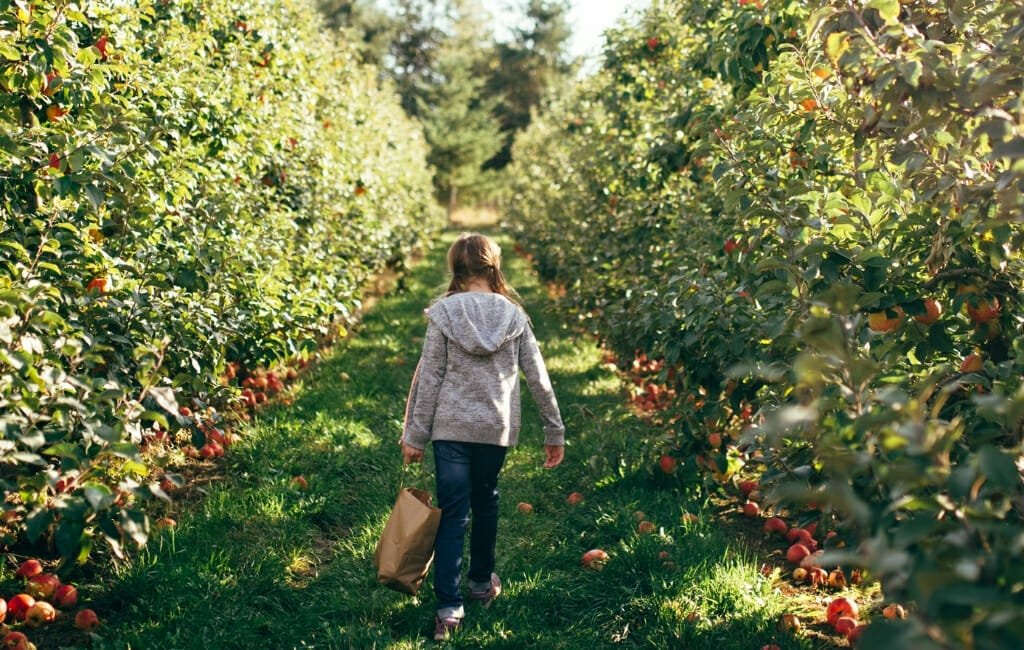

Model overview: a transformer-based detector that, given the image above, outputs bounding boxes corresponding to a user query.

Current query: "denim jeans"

[432,440,508,619]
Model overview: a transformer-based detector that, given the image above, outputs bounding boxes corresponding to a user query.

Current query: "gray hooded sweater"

[401,291,565,451]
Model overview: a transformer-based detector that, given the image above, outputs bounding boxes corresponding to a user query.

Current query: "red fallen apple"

[833,615,858,636]
[566,491,583,505]
[517,502,533,514]
[800,549,823,568]
[742,501,760,516]
[637,520,657,534]
[679,512,698,525]
[828,568,847,588]
[658,455,676,473]
[26,573,60,599]
[882,603,906,619]
[25,600,56,627]
[7,594,35,621]
[807,566,828,586]
[764,517,787,536]
[0,597,5,624]
[778,612,801,633]
[53,583,78,608]
[74,607,100,631]
[0,632,30,650]
[290,476,308,491]
[826,596,859,626]
[581,549,609,570]
[15,559,43,579]
[738,480,758,497]
[847,623,865,643]
[786,542,811,565]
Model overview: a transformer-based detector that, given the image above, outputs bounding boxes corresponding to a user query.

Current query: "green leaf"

[868,0,900,22]
[25,507,54,542]
[977,446,1019,491]
[55,518,86,559]
[0,41,20,61]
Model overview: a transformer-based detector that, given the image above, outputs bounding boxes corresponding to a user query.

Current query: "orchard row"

[508,1,1023,648]
[0,0,442,567]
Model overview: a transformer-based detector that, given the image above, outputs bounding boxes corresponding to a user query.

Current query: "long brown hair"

[444,233,523,307]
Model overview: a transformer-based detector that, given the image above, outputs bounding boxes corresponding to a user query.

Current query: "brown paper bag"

[374,487,441,595]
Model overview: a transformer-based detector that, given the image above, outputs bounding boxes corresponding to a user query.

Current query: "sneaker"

[468,572,502,608]
[433,616,462,642]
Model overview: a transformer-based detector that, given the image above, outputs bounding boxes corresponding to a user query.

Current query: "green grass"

[72,227,832,649]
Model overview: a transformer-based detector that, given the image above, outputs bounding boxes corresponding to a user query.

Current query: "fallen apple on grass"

[53,584,78,608]
[25,600,56,627]
[517,502,533,514]
[786,542,811,565]
[826,596,859,627]
[15,559,42,579]
[74,608,101,631]
[566,492,583,505]
[581,549,609,570]
[0,632,31,650]
[882,603,906,619]
[26,573,60,600]
[7,594,35,621]
[763,517,787,536]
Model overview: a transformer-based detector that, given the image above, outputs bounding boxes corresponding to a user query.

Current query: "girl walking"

[400,233,565,641]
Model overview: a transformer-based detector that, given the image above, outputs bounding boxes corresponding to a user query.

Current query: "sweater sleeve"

[401,321,447,450]
[518,323,565,446]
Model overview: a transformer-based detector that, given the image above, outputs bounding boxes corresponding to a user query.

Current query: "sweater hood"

[428,292,527,355]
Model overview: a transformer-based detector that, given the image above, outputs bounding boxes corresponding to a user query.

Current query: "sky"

[483,0,650,66]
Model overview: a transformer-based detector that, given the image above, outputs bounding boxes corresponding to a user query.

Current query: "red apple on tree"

[966,296,1000,323]
[868,307,903,332]
[960,353,984,373]
[658,455,676,473]
[913,298,942,325]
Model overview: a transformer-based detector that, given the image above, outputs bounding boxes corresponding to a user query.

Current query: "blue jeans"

[432,440,508,619]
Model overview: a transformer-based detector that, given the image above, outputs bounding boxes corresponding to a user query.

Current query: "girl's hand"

[402,442,424,465]
[542,444,564,469]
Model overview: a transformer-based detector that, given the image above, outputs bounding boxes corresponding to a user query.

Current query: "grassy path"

[84,228,827,649]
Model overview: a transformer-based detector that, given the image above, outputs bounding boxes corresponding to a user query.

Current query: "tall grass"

[74,227,831,649]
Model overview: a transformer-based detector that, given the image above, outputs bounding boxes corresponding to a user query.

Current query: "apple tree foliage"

[507,1,1023,647]
[0,0,441,563]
